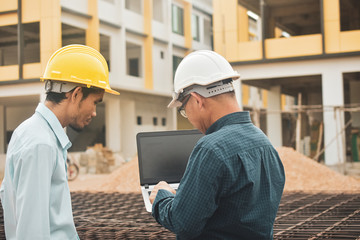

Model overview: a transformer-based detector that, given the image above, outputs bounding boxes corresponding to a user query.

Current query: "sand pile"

[98,157,141,193]
[68,158,141,193]
[278,147,360,192]
[69,147,360,193]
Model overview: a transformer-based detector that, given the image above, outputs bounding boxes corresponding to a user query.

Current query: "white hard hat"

[168,50,240,108]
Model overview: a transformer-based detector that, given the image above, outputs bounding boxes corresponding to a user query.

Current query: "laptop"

[136,129,204,212]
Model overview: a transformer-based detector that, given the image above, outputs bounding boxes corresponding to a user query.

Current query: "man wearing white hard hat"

[150,50,285,239]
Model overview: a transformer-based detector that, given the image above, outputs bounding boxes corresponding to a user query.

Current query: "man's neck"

[44,101,68,128]
[205,100,241,130]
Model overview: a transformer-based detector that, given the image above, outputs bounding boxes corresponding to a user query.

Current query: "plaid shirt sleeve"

[152,145,223,239]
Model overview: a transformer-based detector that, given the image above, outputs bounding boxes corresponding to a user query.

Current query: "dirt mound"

[69,147,360,193]
[278,147,360,192]
[99,157,141,193]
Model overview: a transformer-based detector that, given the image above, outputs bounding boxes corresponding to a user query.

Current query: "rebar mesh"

[0,192,359,239]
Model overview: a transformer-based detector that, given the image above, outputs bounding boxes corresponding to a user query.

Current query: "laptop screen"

[136,129,204,185]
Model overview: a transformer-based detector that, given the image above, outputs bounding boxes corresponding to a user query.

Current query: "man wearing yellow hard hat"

[0,44,119,239]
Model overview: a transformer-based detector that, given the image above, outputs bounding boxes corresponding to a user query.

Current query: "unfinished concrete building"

[213,0,360,171]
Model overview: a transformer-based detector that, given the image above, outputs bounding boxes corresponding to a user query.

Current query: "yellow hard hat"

[40,44,119,95]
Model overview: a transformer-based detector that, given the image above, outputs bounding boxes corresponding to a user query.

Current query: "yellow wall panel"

[281,94,286,111]
[265,34,322,59]
[213,29,225,55]
[223,0,237,31]
[212,0,225,55]
[212,0,223,32]
[213,0,240,59]
[0,13,17,26]
[0,66,18,81]
[340,30,360,52]
[323,0,340,21]
[0,0,17,12]
[221,0,238,60]
[40,0,61,72]
[144,0,153,90]
[86,0,99,50]
[225,30,239,61]
[242,84,249,106]
[238,41,262,61]
[324,20,341,53]
[23,63,41,79]
[184,1,192,49]
[237,5,248,42]
[323,0,340,53]
[144,0,152,35]
[262,89,268,108]
[23,0,40,22]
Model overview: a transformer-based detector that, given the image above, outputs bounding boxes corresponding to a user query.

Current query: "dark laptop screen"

[136,129,203,185]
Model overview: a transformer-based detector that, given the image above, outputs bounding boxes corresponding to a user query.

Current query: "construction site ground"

[0,147,359,239]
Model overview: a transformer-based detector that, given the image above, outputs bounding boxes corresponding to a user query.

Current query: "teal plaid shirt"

[152,111,285,240]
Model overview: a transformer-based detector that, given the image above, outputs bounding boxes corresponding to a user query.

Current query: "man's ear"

[191,92,204,108]
[69,87,83,103]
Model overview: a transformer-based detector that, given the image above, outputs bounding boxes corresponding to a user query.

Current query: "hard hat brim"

[105,88,120,95]
[40,77,120,95]
[167,98,182,108]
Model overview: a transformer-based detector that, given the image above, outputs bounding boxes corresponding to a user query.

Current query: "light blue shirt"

[0,103,79,240]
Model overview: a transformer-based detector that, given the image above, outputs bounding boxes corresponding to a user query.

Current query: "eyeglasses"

[178,94,191,118]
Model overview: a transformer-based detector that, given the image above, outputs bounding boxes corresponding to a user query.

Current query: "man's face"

[69,91,104,131]
[184,93,207,134]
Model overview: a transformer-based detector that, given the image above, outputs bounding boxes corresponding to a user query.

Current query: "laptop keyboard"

[148,189,178,196]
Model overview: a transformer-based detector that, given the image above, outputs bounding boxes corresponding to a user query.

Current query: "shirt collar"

[206,111,252,135]
[35,103,72,150]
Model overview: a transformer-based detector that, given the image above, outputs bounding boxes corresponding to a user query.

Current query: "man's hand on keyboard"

[149,181,176,204]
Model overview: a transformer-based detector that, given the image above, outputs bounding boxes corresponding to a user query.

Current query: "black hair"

[45,87,104,104]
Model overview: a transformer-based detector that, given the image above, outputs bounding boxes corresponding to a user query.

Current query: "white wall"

[99,0,122,24]
[121,99,136,161]
[322,70,345,166]
[105,95,121,153]
[124,10,144,33]
[153,42,172,93]
[61,0,88,15]
[267,86,282,147]
[192,8,212,50]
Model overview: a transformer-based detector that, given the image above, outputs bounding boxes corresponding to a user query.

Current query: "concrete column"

[233,80,242,110]
[120,99,136,161]
[105,97,121,153]
[322,71,344,166]
[167,108,177,130]
[349,81,360,128]
[0,105,5,154]
[266,86,282,147]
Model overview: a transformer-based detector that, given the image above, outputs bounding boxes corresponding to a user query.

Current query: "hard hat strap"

[45,80,81,93]
[181,79,234,99]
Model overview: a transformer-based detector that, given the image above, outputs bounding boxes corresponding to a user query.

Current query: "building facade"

[213,0,360,168]
[0,0,213,161]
